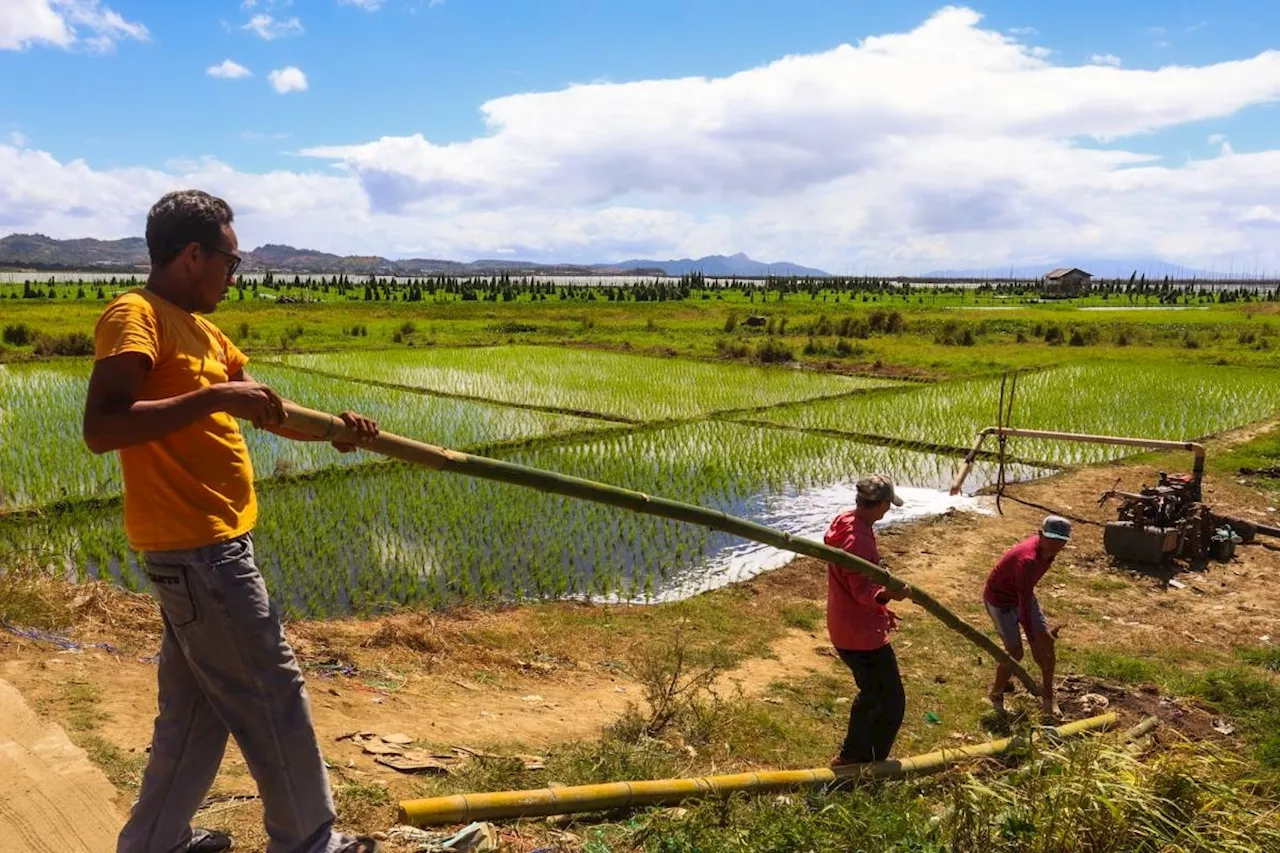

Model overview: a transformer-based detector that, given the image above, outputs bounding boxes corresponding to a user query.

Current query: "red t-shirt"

[984,535,1054,630]
[825,511,898,651]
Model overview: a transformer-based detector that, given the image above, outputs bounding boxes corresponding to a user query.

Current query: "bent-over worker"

[824,474,911,766]
[984,515,1072,719]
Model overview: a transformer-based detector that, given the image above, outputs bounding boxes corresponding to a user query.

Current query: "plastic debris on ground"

[336,732,545,774]
[387,822,498,852]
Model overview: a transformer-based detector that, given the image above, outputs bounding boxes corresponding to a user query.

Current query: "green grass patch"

[74,733,146,793]
[333,780,394,830]
[1083,575,1130,593]
[1211,424,1280,492]
[62,680,106,732]
[1237,645,1280,672]
[779,603,822,632]
[1067,650,1165,685]
[1189,665,1280,768]
[6,292,1278,379]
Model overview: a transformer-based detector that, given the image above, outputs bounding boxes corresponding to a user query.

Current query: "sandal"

[336,836,381,853]
[188,828,233,853]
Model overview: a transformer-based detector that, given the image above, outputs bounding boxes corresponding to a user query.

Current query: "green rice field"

[0,361,616,509]
[4,343,1278,616]
[277,345,897,420]
[744,363,1280,465]
[3,421,1044,615]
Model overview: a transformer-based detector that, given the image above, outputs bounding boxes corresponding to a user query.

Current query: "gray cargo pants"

[118,533,353,853]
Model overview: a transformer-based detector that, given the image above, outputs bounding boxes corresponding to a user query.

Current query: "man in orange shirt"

[84,190,380,853]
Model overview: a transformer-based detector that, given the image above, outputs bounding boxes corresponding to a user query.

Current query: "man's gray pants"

[117,533,352,853]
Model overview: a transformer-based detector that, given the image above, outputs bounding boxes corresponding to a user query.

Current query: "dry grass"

[0,557,75,629]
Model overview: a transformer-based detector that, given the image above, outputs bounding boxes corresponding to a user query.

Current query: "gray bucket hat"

[857,474,904,506]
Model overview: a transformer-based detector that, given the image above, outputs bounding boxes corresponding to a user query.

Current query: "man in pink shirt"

[984,515,1072,718]
[825,474,911,766]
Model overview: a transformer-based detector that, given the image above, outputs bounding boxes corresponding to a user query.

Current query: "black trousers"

[836,644,906,763]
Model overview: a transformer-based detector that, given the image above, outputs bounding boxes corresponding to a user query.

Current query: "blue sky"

[2,1,1279,271]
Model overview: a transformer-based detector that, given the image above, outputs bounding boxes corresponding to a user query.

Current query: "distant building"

[1042,267,1092,298]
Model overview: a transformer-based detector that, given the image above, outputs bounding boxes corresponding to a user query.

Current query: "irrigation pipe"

[396,712,1119,826]
[280,402,1042,695]
[951,428,1206,499]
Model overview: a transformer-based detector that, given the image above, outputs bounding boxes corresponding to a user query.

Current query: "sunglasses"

[206,245,242,278]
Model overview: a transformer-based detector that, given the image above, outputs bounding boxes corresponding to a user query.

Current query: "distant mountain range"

[613,252,829,277]
[0,234,831,277]
[8,234,1251,280]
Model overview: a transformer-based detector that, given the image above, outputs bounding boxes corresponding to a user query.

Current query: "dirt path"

[0,678,123,853]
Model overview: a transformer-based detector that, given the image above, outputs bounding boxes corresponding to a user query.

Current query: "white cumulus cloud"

[207,59,252,79]
[243,13,303,40]
[1089,53,1121,67]
[341,0,387,10]
[268,66,308,94]
[0,0,148,52]
[3,6,1280,273]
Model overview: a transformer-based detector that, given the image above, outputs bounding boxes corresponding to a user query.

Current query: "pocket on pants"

[209,534,254,569]
[144,564,199,628]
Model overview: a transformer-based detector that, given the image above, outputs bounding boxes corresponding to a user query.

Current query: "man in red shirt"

[825,474,911,766]
[984,515,1072,718]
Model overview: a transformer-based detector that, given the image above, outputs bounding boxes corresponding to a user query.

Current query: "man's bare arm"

[83,355,285,454]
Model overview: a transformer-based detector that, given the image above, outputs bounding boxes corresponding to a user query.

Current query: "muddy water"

[655,484,998,601]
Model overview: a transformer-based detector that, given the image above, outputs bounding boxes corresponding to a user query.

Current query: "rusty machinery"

[1098,471,1280,566]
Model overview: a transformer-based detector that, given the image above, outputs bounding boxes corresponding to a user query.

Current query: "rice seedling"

[746,362,1280,465]
[0,361,119,507]
[0,361,615,509]
[0,421,1046,617]
[279,345,896,420]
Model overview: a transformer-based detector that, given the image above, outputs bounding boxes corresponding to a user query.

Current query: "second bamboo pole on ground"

[397,713,1121,826]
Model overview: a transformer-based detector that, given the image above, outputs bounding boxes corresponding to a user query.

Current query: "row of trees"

[7,272,1280,304]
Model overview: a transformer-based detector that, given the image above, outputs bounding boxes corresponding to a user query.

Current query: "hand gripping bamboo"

[281,402,1042,695]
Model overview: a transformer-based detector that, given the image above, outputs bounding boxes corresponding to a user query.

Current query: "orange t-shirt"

[93,290,257,552]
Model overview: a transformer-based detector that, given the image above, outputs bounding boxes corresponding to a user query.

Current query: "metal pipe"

[1099,490,1158,504]
[952,427,1205,497]
[397,713,1119,826]
[281,402,1043,695]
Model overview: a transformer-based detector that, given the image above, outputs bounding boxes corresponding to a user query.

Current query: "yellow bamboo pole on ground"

[281,402,1041,694]
[396,713,1119,826]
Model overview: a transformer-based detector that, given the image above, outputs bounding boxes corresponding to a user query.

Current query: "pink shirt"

[984,535,1054,630]
[824,511,899,651]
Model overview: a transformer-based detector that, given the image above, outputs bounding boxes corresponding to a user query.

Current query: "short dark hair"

[855,496,881,510]
[145,190,234,267]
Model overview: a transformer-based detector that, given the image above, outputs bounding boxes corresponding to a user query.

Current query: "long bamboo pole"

[396,713,1119,826]
[280,402,1041,694]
